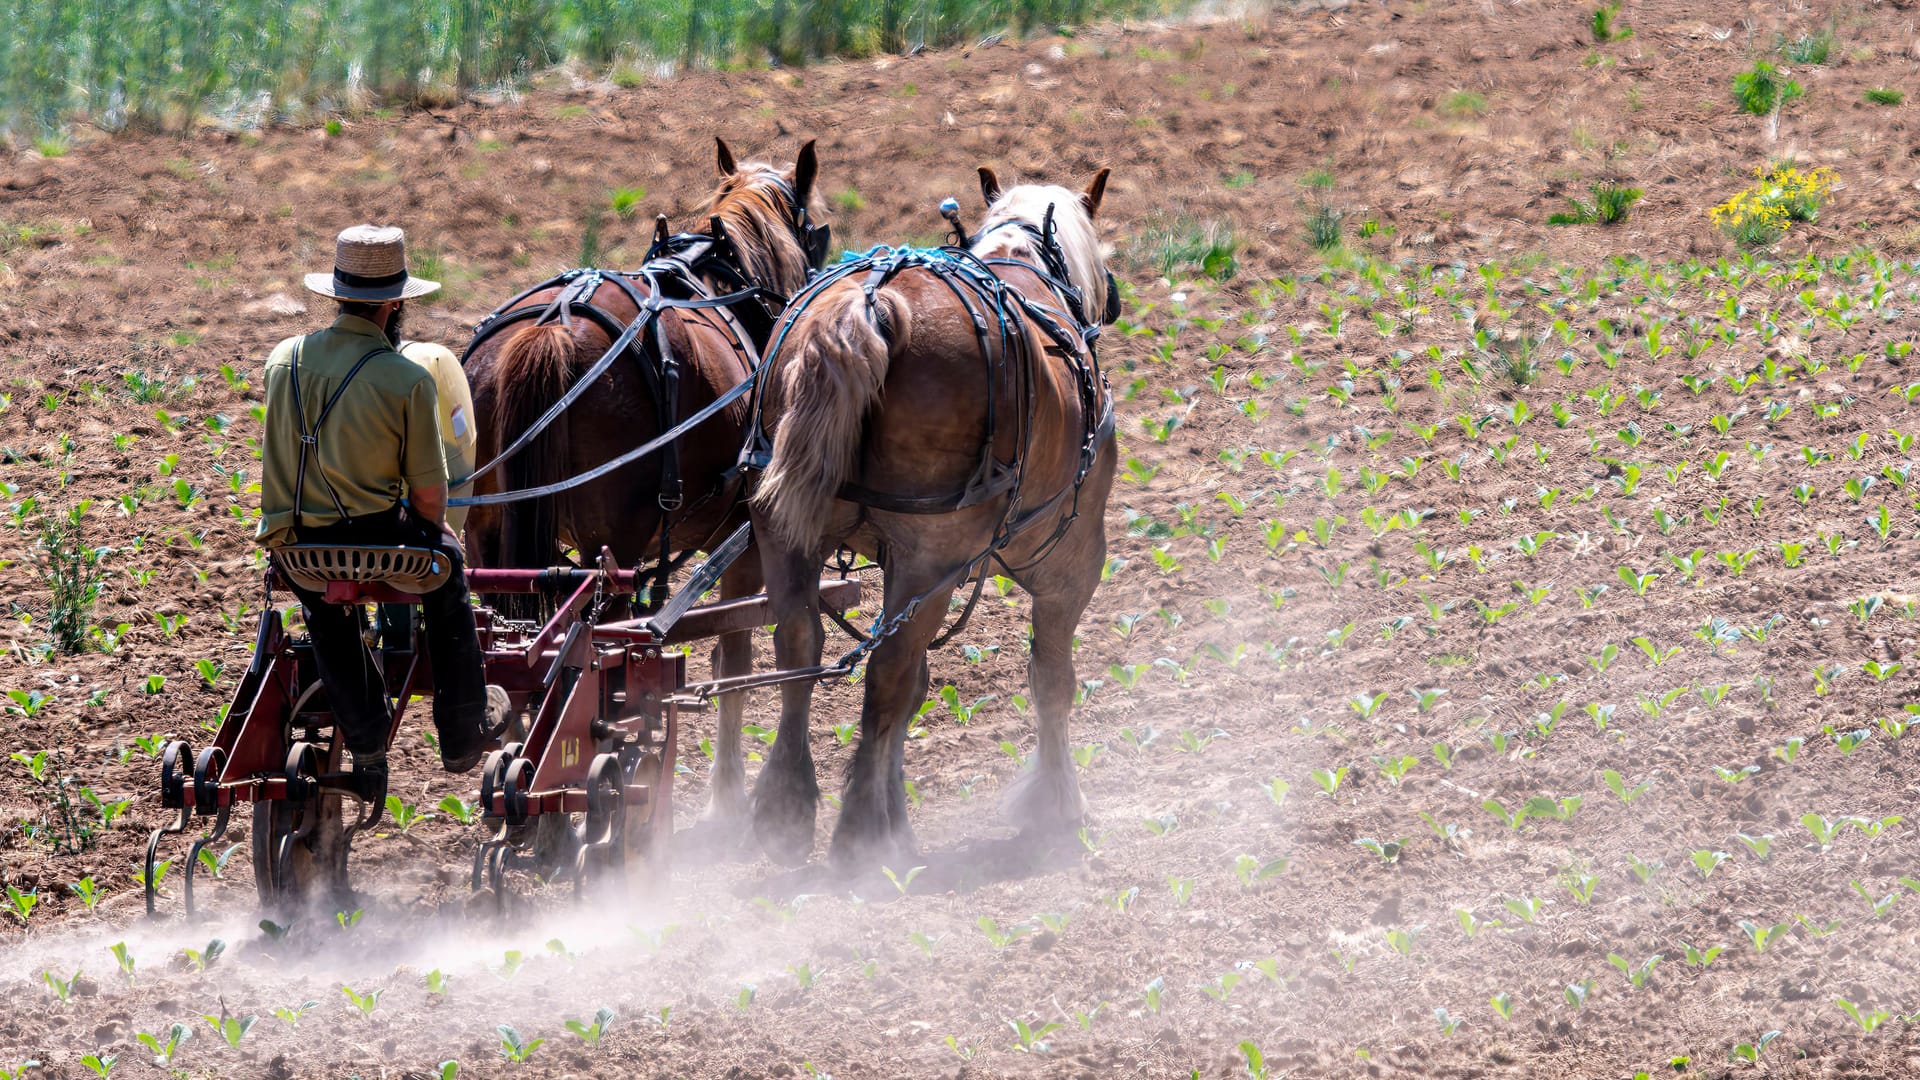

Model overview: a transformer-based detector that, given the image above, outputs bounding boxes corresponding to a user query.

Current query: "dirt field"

[5,1,1920,1077]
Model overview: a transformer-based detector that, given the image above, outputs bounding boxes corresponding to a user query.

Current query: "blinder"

[1103,271,1121,324]
[801,218,832,273]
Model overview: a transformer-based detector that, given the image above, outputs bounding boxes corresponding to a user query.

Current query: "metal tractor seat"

[273,545,451,604]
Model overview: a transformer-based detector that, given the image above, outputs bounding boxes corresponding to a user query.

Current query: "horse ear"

[1080,168,1111,218]
[716,138,737,176]
[978,167,1003,207]
[794,140,819,207]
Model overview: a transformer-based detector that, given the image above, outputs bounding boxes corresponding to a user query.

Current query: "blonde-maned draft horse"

[463,140,824,827]
[746,167,1119,869]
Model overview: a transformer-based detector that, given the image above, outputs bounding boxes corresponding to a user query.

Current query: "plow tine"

[143,809,187,918]
[181,805,233,921]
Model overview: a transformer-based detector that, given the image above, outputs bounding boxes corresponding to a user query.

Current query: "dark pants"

[283,505,486,761]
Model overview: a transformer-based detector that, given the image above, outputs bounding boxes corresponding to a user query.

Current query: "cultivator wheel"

[622,741,674,887]
[572,753,627,900]
[252,683,349,914]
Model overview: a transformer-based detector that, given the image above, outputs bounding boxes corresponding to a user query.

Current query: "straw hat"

[303,224,440,301]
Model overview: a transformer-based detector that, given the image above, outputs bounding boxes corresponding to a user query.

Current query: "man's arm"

[400,376,458,552]
[411,481,449,525]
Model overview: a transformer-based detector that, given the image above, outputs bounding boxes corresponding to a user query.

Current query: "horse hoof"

[750,777,819,868]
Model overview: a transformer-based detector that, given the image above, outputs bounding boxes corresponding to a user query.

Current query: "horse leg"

[830,564,953,872]
[880,655,930,851]
[750,542,824,866]
[704,552,762,823]
[1004,539,1104,835]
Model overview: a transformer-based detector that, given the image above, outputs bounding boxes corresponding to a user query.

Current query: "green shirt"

[257,314,447,547]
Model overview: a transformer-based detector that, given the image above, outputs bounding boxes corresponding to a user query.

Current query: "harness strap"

[452,274,775,490]
[288,340,393,534]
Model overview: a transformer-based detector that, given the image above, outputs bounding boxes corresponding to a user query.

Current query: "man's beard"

[383,302,406,344]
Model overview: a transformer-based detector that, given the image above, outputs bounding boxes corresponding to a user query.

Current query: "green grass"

[1130,214,1239,282]
[1548,180,1643,227]
[609,186,647,219]
[1783,28,1834,65]
[1864,87,1904,105]
[1,0,1183,132]
[1732,61,1803,116]
[1441,90,1488,118]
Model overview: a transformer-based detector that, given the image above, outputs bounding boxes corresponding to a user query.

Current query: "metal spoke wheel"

[621,742,673,893]
[252,681,348,913]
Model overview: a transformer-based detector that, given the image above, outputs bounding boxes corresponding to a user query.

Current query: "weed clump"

[1782,28,1834,66]
[1732,61,1803,117]
[1130,214,1239,282]
[1548,180,1643,226]
[1590,4,1632,43]
[1441,90,1488,118]
[1864,87,1904,106]
[31,508,109,656]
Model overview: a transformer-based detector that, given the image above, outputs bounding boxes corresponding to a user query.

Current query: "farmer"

[257,225,506,797]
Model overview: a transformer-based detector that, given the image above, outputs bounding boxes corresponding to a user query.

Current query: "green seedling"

[564,1007,616,1049]
[183,938,226,971]
[79,1055,115,1078]
[1602,769,1651,803]
[135,1024,192,1067]
[497,1025,544,1063]
[1851,880,1901,919]
[880,865,925,895]
[1310,767,1348,795]
[201,1011,257,1049]
[1201,971,1243,1001]
[1739,919,1790,954]
[272,1000,320,1027]
[1384,925,1423,957]
[109,941,135,985]
[976,917,1033,949]
[4,885,37,924]
[1354,837,1405,864]
[1835,998,1890,1033]
[1233,854,1290,887]
[41,968,78,1004]
[1690,850,1731,879]
[1605,949,1666,983]
[1008,1018,1063,1053]
[341,985,383,1017]
[1681,941,1724,967]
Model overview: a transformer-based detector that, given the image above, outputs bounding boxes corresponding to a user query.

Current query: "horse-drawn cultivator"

[144,533,858,916]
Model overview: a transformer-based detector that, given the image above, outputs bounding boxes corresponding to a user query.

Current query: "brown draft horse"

[463,139,821,824]
[746,168,1118,869]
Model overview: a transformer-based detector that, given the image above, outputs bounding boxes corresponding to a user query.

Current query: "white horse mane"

[975,183,1108,323]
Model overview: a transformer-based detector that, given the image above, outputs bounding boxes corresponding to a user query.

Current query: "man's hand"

[440,521,465,558]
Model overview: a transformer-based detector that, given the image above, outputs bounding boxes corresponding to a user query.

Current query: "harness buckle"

[299,434,319,445]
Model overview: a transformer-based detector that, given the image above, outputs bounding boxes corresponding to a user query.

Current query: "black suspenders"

[288,338,392,535]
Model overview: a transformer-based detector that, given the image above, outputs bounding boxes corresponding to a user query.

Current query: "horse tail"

[754,286,908,550]
[490,322,576,582]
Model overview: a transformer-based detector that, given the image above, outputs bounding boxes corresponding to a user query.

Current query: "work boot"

[441,685,512,774]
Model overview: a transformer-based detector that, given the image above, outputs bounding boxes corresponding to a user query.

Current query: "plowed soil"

[5,2,1920,1078]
